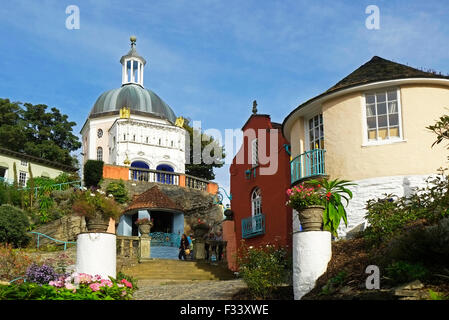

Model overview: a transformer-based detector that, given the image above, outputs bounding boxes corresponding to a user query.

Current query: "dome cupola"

[88,36,177,123]
[120,36,146,87]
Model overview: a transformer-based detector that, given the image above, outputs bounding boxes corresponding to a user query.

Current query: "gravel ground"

[133,279,247,300]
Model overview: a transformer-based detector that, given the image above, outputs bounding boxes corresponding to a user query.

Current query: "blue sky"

[1,0,449,204]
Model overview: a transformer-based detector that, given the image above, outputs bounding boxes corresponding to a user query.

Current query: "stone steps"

[120,259,235,281]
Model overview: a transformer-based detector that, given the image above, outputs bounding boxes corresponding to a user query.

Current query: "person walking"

[204,232,215,261]
[178,234,190,261]
[215,231,224,261]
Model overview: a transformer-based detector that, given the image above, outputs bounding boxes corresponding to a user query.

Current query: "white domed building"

[80,37,186,175]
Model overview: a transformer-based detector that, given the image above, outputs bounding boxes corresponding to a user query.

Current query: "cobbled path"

[133,279,247,300]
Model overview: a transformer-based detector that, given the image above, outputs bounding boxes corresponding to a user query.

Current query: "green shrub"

[83,160,104,188]
[320,271,347,295]
[364,173,449,245]
[0,183,8,205]
[428,289,449,300]
[385,218,449,267]
[0,183,23,207]
[0,205,30,247]
[236,242,289,299]
[385,261,430,285]
[105,180,129,204]
[0,244,36,281]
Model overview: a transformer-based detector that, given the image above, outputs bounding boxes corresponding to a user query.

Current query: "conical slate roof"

[124,186,183,213]
[282,56,449,130]
[325,56,449,94]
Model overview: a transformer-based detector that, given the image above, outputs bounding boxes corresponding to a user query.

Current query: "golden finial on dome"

[124,153,131,166]
[120,107,131,119]
[175,116,185,128]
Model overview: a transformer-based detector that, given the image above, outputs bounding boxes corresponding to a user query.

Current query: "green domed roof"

[89,84,176,123]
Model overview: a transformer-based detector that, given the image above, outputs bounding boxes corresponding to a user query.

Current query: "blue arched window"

[156,164,174,184]
[131,161,149,181]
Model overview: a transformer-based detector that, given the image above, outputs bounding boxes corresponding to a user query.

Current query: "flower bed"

[0,270,137,300]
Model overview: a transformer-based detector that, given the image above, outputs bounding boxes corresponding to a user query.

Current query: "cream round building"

[282,56,449,237]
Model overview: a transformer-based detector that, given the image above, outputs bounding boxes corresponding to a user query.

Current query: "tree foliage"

[182,118,225,181]
[83,160,104,188]
[0,205,30,247]
[0,99,81,167]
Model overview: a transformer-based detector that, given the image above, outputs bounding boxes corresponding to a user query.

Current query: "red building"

[227,102,292,256]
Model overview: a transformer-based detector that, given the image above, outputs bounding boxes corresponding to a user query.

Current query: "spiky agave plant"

[308,178,356,237]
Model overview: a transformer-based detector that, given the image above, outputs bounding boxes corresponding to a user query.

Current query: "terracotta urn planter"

[298,205,325,231]
[85,214,110,233]
[192,224,210,238]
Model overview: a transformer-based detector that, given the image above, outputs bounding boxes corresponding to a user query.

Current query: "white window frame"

[19,171,27,187]
[251,188,262,217]
[305,113,324,152]
[362,87,405,146]
[20,160,28,167]
[97,147,103,161]
[251,138,259,167]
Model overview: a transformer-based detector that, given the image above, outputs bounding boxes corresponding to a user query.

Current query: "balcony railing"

[185,175,208,191]
[128,167,210,192]
[130,167,180,185]
[291,149,326,184]
[241,214,265,239]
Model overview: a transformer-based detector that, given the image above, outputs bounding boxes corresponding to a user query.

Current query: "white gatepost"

[76,232,116,279]
[293,230,332,300]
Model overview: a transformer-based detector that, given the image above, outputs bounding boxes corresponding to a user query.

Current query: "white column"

[76,233,116,279]
[122,61,126,84]
[141,63,144,86]
[137,62,141,84]
[293,231,332,300]
[130,60,134,83]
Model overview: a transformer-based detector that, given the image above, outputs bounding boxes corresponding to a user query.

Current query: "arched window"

[251,188,262,216]
[97,147,103,161]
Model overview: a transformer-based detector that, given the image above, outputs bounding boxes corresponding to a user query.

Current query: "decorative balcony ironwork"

[241,214,265,239]
[290,149,326,184]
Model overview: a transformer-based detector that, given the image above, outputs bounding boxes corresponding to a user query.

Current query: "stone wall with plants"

[101,179,224,234]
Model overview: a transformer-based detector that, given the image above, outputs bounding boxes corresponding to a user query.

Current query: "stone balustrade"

[103,164,218,194]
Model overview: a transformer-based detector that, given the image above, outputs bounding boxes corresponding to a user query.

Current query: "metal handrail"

[29,231,76,251]
[291,149,326,184]
[7,232,77,284]
[22,181,82,196]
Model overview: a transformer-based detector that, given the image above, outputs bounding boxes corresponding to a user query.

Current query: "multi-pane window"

[365,90,401,141]
[251,188,262,216]
[97,147,103,161]
[19,171,27,187]
[251,139,259,167]
[308,114,324,150]
[20,160,28,167]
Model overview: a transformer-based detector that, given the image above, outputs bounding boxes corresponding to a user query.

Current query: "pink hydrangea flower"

[89,283,101,292]
[79,273,92,284]
[65,282,76,290]
[99,279,113,288]
[93,274,103,282]
[120,279,133,288]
